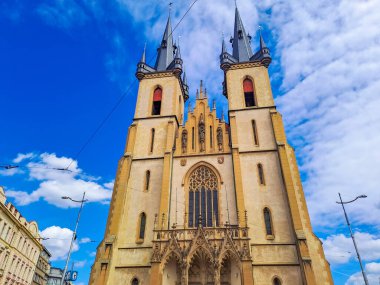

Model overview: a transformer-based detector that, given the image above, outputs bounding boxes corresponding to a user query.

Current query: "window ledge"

[266,235,275,240]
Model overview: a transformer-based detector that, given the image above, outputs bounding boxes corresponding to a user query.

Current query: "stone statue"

[181,130,188,153]
[217,127,223,151]
[199,114,205,152]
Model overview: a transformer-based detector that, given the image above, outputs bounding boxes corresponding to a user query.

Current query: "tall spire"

[155,14,175,71]
[231,7,253,62]
[140,43,146,63]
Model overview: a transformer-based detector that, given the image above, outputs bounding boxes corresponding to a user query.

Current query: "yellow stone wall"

[89,61,333,285]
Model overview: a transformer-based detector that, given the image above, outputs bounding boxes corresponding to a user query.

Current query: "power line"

[64,0,201,170]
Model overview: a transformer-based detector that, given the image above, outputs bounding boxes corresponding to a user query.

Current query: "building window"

[150,128,155,153]
[273,277,281,285]
[252,120,259,146]
[258,163,265,185]
[132,278,139,285]
[264,207,273,236]
[210,126,213,148]
[188,166,219,227]
[145,170,150,191]
[138,213,146,240]
[243,78,256,107]
[152,87,162,115]
[192,127,195,150]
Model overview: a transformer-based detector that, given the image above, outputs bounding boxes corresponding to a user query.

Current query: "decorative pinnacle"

[213,99,216,110]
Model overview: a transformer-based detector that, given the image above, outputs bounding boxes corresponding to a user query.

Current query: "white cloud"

[36,0,88,29]
[346,262,380,285]
[72,260,87,268]
[13,152,36,163]
[79,237,92,244]
[5,153,112,208]
[322,232,380,266]
[41,226,78,261]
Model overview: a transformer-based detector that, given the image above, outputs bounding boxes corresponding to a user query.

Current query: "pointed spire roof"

[222,37,227,54]
[140,43,146,63]
[232,7,253,62]
[155,14,175,71]
[260,32,267,50]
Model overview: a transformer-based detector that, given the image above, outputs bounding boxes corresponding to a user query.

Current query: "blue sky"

[1,1,380,284]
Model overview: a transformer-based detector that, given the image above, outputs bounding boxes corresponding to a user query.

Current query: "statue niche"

[199,113,205,152]
[217,127,223,151]
[182,130,188,153]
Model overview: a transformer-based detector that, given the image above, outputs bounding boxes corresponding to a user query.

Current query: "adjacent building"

[89,5,333,285]
[32,246,51,285]
[47,267,72,285]
[0,186,43,285]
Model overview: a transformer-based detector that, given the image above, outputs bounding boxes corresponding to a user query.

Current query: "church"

[89,6,334,285]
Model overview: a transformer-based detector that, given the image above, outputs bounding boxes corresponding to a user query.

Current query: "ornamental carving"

[180,159,187,166]
[217,157,224,164]
[198,114,205,152]
[189,166,218,191]
[181,130,188,153]
[217,127,223,151]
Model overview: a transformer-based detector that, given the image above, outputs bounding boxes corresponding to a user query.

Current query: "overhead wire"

[64,0,201,170]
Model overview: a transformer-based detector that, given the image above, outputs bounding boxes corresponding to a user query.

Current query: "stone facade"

[89,10,333,285]
[32,246,51,285]
[0,186,43,285]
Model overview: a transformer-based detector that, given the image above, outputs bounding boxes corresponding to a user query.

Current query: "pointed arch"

[131,277,139,285]
[243,78,256,107]
[152,87,162,115]
[136,212,146,243]
[272,276,282,285]
[263,207,274,237]
[257,163,265,185]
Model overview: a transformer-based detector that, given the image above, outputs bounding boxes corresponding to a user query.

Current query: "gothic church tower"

[89,8,333,285]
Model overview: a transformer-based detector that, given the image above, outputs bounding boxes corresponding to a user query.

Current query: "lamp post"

[60,192,87,285]
[336,193,369,285]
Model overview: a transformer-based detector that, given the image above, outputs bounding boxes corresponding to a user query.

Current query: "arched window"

[131,278,139,285]
[150,129,155,153]
[264,208,273,236]
[138,213,146,240]
[188,166,219,227]
[252,120,259,145]
[243,78,256,107]
[258,163,265,185]
[152,87,162,115]
[273,277,281,285]
[192,127,195,150]
[210,126,213,148]
[145,170,150,191]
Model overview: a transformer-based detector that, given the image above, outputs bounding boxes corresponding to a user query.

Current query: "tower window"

[243,78,256,107]
[264,207,273,236]
[138,213,146,240]
[252,120,259,146]
[145,170,150,191]
[132,278,139,285]
[152,87,162,115]
[150,129,155,153]
[258,163,265,185]
[273,277,281,285]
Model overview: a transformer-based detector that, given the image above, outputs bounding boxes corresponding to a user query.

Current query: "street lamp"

[336,193,369,285]
[60,192,88,285]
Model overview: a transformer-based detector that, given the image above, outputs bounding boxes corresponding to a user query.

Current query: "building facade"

[32,246,51,285]
[89,7,333,285]
[0,186,43,285]
[47,267,72,285]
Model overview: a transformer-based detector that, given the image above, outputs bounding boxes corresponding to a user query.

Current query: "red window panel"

[243,79,254,93]
[153,88,162,102]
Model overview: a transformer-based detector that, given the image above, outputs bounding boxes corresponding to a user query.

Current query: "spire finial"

[196,89,199,99]
[169,2,173,15]
[140,43,146,63]
[213,99,216,110]
[235,0,237,8]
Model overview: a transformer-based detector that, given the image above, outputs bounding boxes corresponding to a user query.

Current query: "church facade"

[89,7,333,285]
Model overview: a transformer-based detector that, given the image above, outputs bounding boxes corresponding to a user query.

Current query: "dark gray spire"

[231,7,253,62]
[140,43,146,63]
[251,31,272,67]
[155,15,175,71]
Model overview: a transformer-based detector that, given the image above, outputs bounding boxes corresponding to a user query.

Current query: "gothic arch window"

[150,128,155,153]
[152,87,162,115]
[131,278,139,285]
[264,207,274,236]
[243,78,256,107]
[181,130,188,153]
[145,170,150,191]
[137,213,146,241]
[273,277,281,285]
[252,120,259,146]
[258,163,265,185]
[188,166,219,227]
